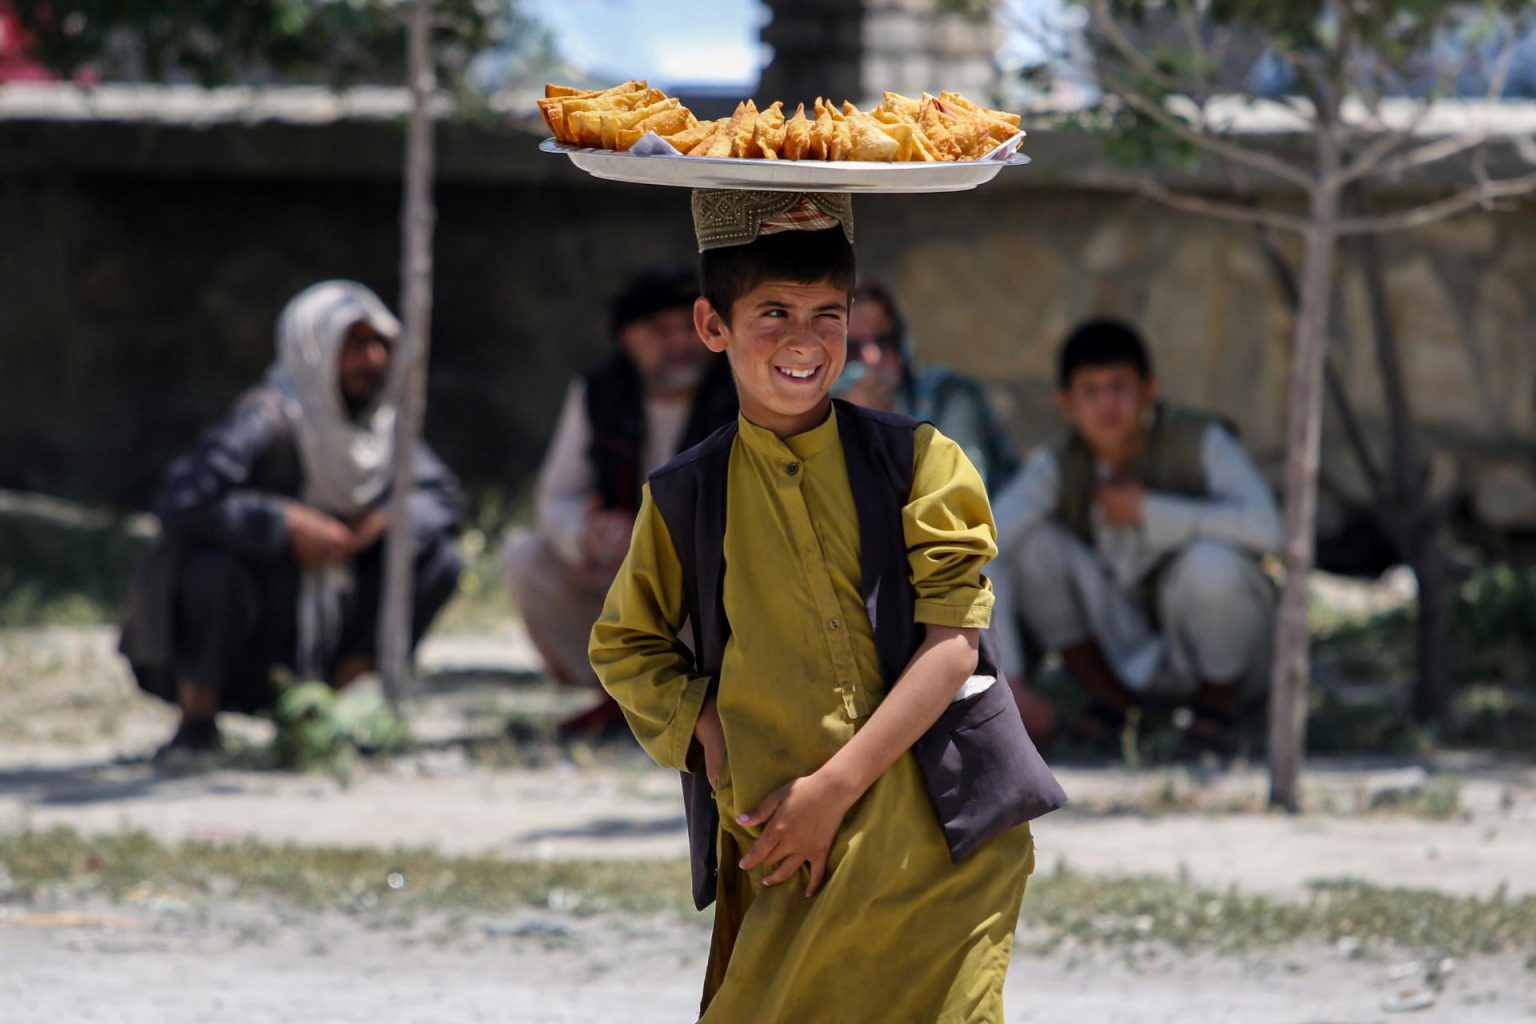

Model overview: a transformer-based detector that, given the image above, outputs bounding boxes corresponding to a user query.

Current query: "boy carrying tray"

[590,189,1064,1022]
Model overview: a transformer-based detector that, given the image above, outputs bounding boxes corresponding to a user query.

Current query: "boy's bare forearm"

[815,626,979,810]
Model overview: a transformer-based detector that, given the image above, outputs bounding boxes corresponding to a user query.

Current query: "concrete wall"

[2,110,1533,549]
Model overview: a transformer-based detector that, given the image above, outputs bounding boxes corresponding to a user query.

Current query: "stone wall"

[0,113,698,510]
[852,190,1536,544]
[1,108,1533,548]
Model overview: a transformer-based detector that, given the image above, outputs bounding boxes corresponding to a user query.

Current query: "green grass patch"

[0,827,693,917]
[1311,561,1536,753]
[1022,868,1536,959]
[1313,562,1536,693]
[4,827,1535,961]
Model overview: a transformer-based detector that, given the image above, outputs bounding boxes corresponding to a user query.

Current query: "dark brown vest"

[648,399,1066,911]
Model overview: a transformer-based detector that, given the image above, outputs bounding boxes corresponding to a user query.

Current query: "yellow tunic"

[591,410,1035,1023]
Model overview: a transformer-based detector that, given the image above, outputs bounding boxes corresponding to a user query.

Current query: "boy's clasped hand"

[696,692,855,897]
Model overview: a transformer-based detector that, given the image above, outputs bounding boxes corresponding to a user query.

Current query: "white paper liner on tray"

[626,129,1025,162]
[541,130,1029,193]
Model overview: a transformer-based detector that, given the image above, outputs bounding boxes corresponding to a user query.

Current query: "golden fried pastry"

[783,103,811,160]
[539,81,1022,162]
[754,101,786,160]
[842,103,899,162]
[732,100,761,159]
[660,119,717,154]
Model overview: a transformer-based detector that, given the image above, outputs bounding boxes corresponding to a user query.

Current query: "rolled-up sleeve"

[904,424,997,630]
[589,484,712,771]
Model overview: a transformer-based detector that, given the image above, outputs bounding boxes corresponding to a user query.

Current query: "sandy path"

[2,900,1530,1024]
[9,620,1536,1019]
[3,627,1535,900]
[6,757,1536,900]
[5,626,1536,1021]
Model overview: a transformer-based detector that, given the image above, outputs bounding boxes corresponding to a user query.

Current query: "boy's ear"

[694,296,729,354]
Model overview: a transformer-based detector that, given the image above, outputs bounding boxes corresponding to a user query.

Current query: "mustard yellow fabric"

[591,411,1035,1023]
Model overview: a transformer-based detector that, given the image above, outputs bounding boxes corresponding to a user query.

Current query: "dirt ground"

[4,899,1531,1024]
[3,624,1536,1022]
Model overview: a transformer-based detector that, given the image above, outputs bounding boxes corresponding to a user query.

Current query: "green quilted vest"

[1054,403,1219,544]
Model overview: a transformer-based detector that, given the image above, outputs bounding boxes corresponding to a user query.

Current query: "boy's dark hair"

[699,228,856,322]
[1057,319,1153,388]
[609,267,698,337]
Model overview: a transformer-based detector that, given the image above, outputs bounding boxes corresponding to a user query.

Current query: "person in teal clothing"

[839,279,1057,743]
[589,189,1062,1022]
[837,279,1020,493]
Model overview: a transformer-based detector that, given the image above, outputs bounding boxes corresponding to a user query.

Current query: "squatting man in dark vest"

[502,268,737,736]
[990,320,1282,757]
[120,281,465,759]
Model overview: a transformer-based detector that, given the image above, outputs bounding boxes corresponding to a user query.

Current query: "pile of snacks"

[538,81,1022,163]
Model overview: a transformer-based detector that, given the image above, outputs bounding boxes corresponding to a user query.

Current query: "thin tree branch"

[1324,356,1393,525]
[1017,1,1211,101]
[1338,171,1536,234]
[1336,21,1520,188]
[1173,0,1212,87]
[1484,23,1521,107]
[1097,66,1318,189]
[1354,223,1428,537]
[1086,174,1311,232]
[1087,0,1187,93]
[1086,1,1341,190]
[1085,0,1281,104]
[1334,104,1437,185]
[1354,131,1493,185]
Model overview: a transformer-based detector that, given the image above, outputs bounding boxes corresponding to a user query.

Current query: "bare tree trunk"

[378,0,437,706]
[1267,178,1338,812]
[1253,224,1390,512]
[1355,229,1455,733]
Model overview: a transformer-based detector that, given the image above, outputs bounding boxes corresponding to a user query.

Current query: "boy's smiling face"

[694,279,850,438]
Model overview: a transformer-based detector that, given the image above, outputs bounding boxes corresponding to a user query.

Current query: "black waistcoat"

[584,352,739,513]
[648,399,1067,911]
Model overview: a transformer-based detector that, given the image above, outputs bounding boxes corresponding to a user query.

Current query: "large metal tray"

[539,135,1029,193]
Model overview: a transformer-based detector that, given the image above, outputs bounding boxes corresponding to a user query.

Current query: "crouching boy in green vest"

[991,319,1282,758]
[590,190,1062,1022]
